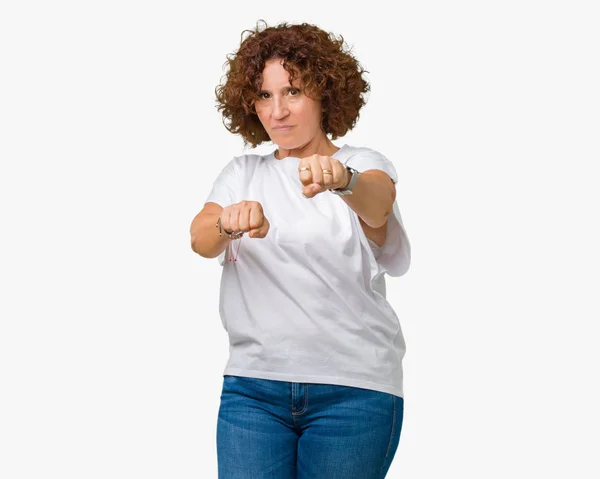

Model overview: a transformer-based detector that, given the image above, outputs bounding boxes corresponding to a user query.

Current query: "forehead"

[260,59,298,88]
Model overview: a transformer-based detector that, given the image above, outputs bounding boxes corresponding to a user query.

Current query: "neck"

[275,136,339,160]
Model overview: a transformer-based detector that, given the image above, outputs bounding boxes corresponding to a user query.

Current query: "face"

[254,58,326,154]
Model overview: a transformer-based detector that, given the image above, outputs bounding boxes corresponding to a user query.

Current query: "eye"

[258,92,270,100]
[289,88,300,96]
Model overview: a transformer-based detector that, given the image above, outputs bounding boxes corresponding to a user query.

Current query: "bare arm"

[341,169,396,229]
[300,158,396,230]
[190,201,270,258]
[359,217,388,247]
[190,202,231,258]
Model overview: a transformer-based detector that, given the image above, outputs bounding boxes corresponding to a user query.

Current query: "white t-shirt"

[204,144,411,397]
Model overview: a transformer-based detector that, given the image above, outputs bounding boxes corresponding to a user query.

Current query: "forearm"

[341,170,396,228]
[190,212,232,258]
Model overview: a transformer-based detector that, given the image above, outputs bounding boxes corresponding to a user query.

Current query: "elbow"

[191,235,220,259]
[190,235,207,257]
[367,211,391,229]
[376,185,396,228]
[190,235,200,255]
[369,196,395,229]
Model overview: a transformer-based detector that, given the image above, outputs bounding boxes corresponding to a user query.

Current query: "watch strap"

[330,166,360,196]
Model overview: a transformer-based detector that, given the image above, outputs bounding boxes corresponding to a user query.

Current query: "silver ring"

[299,167,311,172]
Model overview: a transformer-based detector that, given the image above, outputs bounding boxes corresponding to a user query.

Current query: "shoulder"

[215,153,267,179]
[230,152,271,170]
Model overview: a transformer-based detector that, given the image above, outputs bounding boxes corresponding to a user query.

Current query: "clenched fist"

[298,154,350,198]
[220,201,270,239]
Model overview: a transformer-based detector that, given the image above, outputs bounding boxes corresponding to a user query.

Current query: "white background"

[1,0,599,477]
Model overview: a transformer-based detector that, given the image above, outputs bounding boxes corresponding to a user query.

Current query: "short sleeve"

[346,150,411,277]
[204,158,239,209]
[367,201,411,277]
[344,149,399,185]
[204,158,240,266]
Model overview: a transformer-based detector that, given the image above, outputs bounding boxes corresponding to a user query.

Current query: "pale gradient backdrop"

[1,0,599,478]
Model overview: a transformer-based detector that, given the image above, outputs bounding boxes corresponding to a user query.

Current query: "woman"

[190,21,411,478]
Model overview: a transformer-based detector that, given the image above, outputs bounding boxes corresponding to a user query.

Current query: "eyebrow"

[257,85,298,94]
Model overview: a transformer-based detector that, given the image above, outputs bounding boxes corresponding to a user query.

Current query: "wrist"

[330,166,360,196]
[216,216,243,240]
[337,167,352,190]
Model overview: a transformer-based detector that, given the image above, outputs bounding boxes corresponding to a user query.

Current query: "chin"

[272,137,307,151]
[275,142,298,150]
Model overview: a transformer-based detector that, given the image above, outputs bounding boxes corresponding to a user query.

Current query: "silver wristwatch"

[330,166,360,196]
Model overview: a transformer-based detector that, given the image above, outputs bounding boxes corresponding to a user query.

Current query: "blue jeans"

[216,375,404,478]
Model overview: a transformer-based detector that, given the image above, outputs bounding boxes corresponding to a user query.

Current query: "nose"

[271,96,289,120]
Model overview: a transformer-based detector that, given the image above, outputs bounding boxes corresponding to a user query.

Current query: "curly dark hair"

[215,21,370,147]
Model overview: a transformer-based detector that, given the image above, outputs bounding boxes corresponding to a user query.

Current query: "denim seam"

[385,396,396,458]
[378,395,397,477]
[292,384,308,416]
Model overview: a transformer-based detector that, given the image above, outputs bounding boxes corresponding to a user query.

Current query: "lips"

[272,125,294,130]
